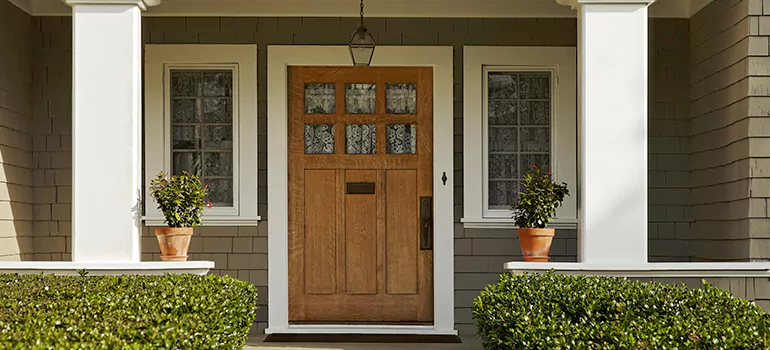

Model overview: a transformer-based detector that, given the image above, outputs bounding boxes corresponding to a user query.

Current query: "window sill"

[142,216,261,227]
[461,217,577,230]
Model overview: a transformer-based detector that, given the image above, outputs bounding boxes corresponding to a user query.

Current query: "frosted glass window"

[170,70,234,207]
[346,84,376,114]
[346,124,376,154]
[487,71,552,209]
[305,124,335,154]
[386,124,417,154]
[386,84,417,114]
[305,83,335,114]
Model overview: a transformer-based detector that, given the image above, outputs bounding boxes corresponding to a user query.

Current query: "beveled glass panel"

[172,126,200,150]
[305,124,335,154]
[488,127,517,152]
[520,101,550,126]
[171,99,197,123]
[172,152,202,176]
[488,180,518,209]
[202,126,233,150]
[202,71,233,97]
[346,124,376,154]
[386,124,417,154]
[522,154,550,174]
[206,178,234,206]
[305,83,336,114]
[488,100,517,126]
[489,154,518,179]
[202,98,232,123]
[519,73,551,99]
[345,84,376,114]
[203,152,233,177]
[171,71,200,97]
[520,127,550,152]
[386,84,417,114]
[488,72,518,99]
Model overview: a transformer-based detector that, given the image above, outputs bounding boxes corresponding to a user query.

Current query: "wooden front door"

[288,66,433,323]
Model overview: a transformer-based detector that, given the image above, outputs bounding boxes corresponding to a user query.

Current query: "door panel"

[288,66,433,323]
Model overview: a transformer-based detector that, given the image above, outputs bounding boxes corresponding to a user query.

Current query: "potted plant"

[512,164,569,262]
[148,171,211,261]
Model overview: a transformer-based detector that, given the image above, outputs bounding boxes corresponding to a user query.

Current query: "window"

[462,47,577,228]
[144,45,259,226]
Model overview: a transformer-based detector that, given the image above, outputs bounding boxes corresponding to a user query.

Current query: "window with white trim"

[143,45,259,226]
[462,47,577,229]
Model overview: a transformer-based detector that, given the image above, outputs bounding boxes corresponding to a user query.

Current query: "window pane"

[519,73,550,99]
[488,127,517,152]
[206,178,234,207]
[202,71,233,97]
[305,83,335,114]
[346,84,376,114]
[488,181,518,209]
[486,70,552,212]
[346,124,376,154]
[386,124,417,154]
[305,124,335,154]
[172,126,200,150]
[520,127,550,152]
[171,99,197,123]
[386,84,417,114]
[170,69,235,208]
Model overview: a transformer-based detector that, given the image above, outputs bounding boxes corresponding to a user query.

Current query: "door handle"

[420,196,433,250]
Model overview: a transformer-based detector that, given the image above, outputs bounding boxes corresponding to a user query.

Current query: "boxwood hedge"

[0,273,258,349]
[473,272,770,350]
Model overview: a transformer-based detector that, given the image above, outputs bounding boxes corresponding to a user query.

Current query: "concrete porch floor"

[244,336,484,350]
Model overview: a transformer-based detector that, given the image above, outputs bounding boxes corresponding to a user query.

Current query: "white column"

[66,0,153,263]
[558,0,654,265]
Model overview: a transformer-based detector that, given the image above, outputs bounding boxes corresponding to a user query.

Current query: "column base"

[0,261,215,276]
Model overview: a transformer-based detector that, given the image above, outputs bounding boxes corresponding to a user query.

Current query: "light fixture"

[348,0,376,67]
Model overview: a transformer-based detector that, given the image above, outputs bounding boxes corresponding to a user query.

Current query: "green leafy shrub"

[473,272,770,349]
[149,171,210,227]
[511,165,569,228]
[0,273,258,349]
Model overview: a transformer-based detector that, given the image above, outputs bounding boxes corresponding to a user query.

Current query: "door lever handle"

[420,197,433,250]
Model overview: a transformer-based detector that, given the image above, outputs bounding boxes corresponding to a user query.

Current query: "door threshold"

[263,334,462,343]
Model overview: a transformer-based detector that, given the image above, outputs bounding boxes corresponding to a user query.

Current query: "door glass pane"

[346,84,376,114]
[346,124,376,154]
[305,83,336,114]
[305,124,335,154]
[486,71,551,210]
[170,69,235,207]
[386,84,417,114]
[386,124,417,154]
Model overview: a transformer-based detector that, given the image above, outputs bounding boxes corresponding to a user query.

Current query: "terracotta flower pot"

[154,227,193,261]
[517,228,555,262]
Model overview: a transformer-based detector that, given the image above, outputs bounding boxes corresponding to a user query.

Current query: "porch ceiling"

[17,0,705,18]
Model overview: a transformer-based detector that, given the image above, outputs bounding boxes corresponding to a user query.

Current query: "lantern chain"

[360,0,365,26]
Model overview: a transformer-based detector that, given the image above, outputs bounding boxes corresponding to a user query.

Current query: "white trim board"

[505,262,770,278]
[34,0,702,18]
[0,261,214,276]
[266,45,455,335]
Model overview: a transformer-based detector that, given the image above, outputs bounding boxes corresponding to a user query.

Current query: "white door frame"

[265,45,456,335]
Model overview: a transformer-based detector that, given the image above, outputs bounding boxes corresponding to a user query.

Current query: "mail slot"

[346,182,375,195]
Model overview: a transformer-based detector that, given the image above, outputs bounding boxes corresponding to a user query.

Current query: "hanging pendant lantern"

[349,0,376,66]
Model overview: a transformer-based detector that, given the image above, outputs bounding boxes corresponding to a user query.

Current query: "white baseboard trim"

[0,261,215,276]
[265,325,458,336]
[504,262,770,278]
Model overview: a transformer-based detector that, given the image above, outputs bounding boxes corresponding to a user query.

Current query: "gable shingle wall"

[29,16,689,334]
[0,0,33,261]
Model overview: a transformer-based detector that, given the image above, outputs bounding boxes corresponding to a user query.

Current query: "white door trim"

[265,45,456,335]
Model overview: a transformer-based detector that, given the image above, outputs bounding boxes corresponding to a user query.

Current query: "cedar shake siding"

[0,0,33,261]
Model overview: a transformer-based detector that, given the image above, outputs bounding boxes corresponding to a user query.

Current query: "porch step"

[263,334,462,343]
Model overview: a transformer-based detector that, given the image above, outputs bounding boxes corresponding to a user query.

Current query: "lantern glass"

[349,26,375,66]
